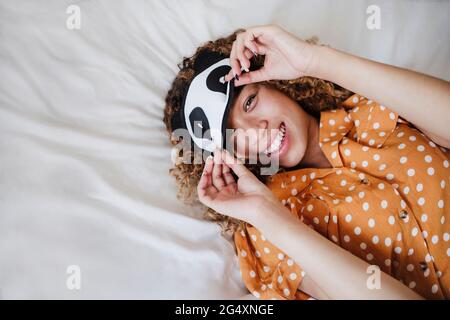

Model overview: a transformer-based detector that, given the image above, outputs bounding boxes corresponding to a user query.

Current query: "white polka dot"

[379,131,386,137]
[372,235,379,244]
[418,197,425,206]
[416,183,423,192]
[328,119,335,126]
[278,253,285,260]
[358,191,365,199]
[307,204,314,212]
[431,235,439,244]
[369,139,375,146]
[287,259,294,266]
[398,143,406,150]
[341,179,347,187]
[408,248,414,256]
[397,131,404,137]
[388,215,395,225]
[255,250,261,257]
[378,183,385,190]
[362,146,369,152]
[431,284,438,294]
[447,248,450,257]
[399,156,407,164]
[427,167,435,176]
[250,270,256,278]
[384,237,392,247]
[360,242,367,250]
[283,288,290,296]
[331,235,338,242]
[251,234,258,241]
[241,250,247,257]
[291,188,298,196]
[378,163,387,171]
[289,273,297,281]
[354,227,361,235]
[389,112,395,120]
[345,196,352,203]
[331,151,337,159]
[345,214,352,223]
[411,227,418,237]
[421,214,428,222]
[424,155,432,163]
[368,218,376,228]
[313,217,320,224]
[344,235,350,242]
[409,135,416,141]
[407,168,415,177]
[437,199,444,208]
[403,186,410,194]
[361,132,368,139]
[373,122,380,130]
[441,216,445,225]
[355,119,360,127]
[386,173,394,180]
[385,259,391,266]
[381,200,388,209]
[344,149,351,156]
[264,247,270,254]
[362,160,368,167]
[352,96,359,103]
[441,180,446,189]
[277,275,283,284]
[408,281,416,289]
[417,145,425,152]
[423,230,428,238]
[263,266,270,273]
[253,291,260,298]
[261,284,267,291]
[394,247,402,254]
[362,202,370,211]
[366,253,374,261]
[429,141,436,148]
[444,160,449,168]
[443,233,449,242]
[407,264,414,272]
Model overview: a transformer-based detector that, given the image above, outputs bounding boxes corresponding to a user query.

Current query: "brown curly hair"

[163,29,353,248]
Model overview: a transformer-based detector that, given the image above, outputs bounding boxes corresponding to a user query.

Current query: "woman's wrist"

[251,196,294,230]
[306,44,340,81]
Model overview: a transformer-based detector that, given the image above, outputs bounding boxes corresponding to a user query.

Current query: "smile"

[263,122,287,156]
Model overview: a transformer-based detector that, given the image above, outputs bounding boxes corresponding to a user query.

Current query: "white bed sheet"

[0,0,449,299]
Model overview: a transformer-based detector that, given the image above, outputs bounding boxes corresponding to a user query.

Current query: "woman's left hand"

[197,149,286,226]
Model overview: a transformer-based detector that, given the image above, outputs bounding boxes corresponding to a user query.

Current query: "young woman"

[164,25,450,299]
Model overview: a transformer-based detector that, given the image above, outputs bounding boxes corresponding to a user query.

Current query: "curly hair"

[163,29,353,248]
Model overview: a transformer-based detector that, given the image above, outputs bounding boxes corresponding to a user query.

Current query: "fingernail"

[206,155,213,163]
[244,67,249,73]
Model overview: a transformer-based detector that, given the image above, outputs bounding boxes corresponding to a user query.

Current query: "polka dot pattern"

[235,94,450,300]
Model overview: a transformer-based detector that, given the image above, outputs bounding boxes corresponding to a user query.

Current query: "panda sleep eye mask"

[171,50,242,154]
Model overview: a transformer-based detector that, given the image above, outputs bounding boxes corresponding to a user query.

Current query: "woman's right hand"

[224,24,318,86]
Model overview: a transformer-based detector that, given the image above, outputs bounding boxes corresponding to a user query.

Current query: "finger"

[220,149,251,179]
[236,34,251,71]
[235,68,270,86]
[230,42,242,78]
[222,163,236,186]
[198,156,218,198]
[243,48,254,60]
[244,34,259,55]
[212,150,226,190]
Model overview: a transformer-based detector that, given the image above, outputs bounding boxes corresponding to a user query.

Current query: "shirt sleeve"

[342,94,409,148]
[234,223,306,300]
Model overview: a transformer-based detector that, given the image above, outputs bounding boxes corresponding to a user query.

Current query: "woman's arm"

[254,199,424,300]
[310,45,450,145]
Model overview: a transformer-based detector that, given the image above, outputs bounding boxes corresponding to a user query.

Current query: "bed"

[0,0,449,299]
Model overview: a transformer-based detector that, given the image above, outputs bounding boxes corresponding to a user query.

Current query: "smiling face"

[226,83,314,168]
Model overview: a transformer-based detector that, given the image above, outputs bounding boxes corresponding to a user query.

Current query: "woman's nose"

[257,119,268,130]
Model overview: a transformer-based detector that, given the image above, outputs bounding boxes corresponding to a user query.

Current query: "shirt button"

[399,210,408,219]
[360,178,370,185]
[419,262,428,271]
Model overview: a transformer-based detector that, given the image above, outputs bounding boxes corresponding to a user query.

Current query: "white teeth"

[264,123,286,155]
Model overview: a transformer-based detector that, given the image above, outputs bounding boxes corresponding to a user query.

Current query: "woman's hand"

[224,24,317,86]
[197,148,287,226]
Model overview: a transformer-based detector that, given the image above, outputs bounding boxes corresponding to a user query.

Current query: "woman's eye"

[244,94,256,112]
